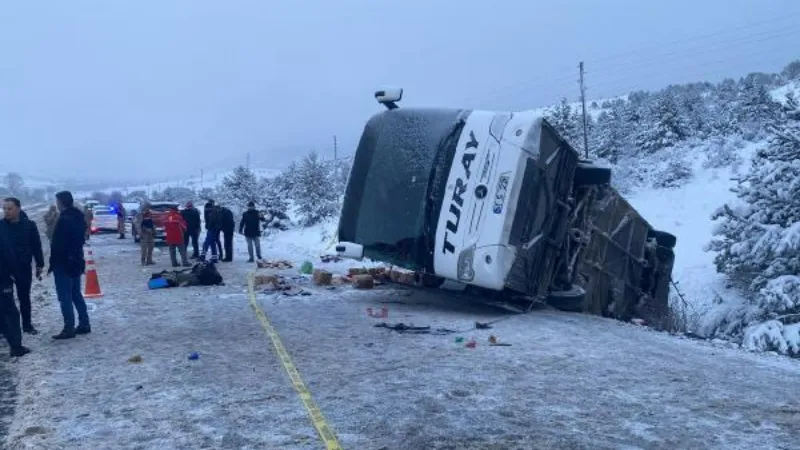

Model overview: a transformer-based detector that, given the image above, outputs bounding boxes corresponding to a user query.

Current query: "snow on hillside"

[626,146,755,336]
[115,167,282,195]
[769,80,799,103]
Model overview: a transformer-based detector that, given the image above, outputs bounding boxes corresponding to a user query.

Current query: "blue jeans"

[53,268,90,331]
[202,229,220,261]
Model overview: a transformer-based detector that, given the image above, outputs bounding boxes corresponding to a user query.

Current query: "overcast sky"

[1,0,799,184]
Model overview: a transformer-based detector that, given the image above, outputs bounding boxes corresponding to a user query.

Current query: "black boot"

[10,346,31,358]
[52,329,76,340]
[75,325,91,335]
[23,324,38,335]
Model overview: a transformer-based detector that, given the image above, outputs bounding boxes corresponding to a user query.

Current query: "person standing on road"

[180,201,201,259]
[201,203,222,263]
[2,198,45,335]
[0,220,30,357]
[43,204,59,242]
[220,205,235,262]
[138,207,156,266]
[239,202,265,263]
[83,204,93,242]
[49,191,91,340]
[164,207,191,267]
[116,202,126,239]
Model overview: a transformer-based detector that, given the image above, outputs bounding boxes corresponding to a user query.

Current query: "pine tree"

[709,93,800,314]
[737,76,780,139]
[258,177,290,231]
[635,93,687,152]
[216,165,261,214]
[594,104,629,162]
[678,87,711,138]
[546,98,581,149]
[294,151,339,226]
[274,161,300,197]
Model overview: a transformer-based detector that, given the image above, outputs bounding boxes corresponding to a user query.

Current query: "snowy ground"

[626,154,750,336]
[3,229,800,449]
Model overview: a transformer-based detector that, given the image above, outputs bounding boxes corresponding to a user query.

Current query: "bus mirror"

[375,88,403,109]
[336,242,365,260]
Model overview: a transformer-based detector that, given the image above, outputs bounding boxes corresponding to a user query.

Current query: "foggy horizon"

[2,0,799,184]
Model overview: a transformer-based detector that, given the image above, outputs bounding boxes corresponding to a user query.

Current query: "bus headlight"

[457,245,476,281]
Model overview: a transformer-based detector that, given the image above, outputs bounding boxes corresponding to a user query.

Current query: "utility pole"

[579,61,590,159]
[333,135,338,160]
[246,152,251,170]
[200,169,204,190]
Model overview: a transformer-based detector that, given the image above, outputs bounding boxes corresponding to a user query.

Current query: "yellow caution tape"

[247,273,343,450]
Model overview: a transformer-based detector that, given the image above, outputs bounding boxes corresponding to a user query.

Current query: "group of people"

[199,200,266,263]
[1,191,92,358]
[127,199,267,266]
[0,192,271,357]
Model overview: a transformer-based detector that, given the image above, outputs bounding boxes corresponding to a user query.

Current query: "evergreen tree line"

[546,60,800,164]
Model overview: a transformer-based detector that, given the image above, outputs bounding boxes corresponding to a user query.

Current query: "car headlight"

[457,245,476,282]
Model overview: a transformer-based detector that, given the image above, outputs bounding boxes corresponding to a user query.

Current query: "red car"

[133,201,181,243]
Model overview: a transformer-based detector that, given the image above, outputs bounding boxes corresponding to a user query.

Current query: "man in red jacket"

[164,207,191,267]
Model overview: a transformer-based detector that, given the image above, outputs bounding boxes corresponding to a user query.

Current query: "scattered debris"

[374,322,456,335]
[320,254,342,263]
[476,321,493,330]
[135,385,143,391]
[465,338,477,349]
[353,274,375,289]
[128,355,143,364]
[24,426,49,436]
[312,269,333,286]
[631,318,647,326]
[389,269,416,285]
[367,306,389,319]
[282,289,312,297]
[454,337,465,344]
[299,261,314,274]
[488,335,512,346]
[257,259,293,269]
[188,352,200,361]
[254,274,280,286]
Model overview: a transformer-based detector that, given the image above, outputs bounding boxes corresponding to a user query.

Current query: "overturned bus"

[336,89,676,326]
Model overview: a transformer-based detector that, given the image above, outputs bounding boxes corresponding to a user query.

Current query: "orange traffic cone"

[83,246,103,299]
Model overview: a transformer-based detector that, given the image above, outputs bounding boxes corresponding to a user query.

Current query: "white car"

[91,207,119,234]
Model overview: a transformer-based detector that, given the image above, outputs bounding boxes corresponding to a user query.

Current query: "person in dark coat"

[0,215,30,357]
[239,202,265,262]
[2,197,45,334]
[220,206,235,262]
[115,202,126,239]
[204,200,222,256]
[49,191,91,340]
[201,203,223,262]
[180,201,202,259]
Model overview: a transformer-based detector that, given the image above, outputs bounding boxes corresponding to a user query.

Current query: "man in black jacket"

[2,197,45,335]
[0,216,30,357]
[220,206,235,262]
[201,202,222,262]
[49,191,91,340]
[181,201,202,259]
[204,200,222,256]
[239,201,264,262]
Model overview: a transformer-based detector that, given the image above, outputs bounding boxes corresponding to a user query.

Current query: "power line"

[465,13,800,109]
[586,11,800,66]
[587,25,800,80]
[587,43,797,98]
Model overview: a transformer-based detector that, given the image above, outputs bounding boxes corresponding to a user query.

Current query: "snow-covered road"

[4,234,800,449]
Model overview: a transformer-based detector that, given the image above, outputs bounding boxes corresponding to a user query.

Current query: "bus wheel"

[574,162,612,186]
[649,229,677,249]
[546,285,586,312]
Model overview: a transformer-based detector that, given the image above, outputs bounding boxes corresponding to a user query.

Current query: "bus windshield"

[338,108,467,270]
